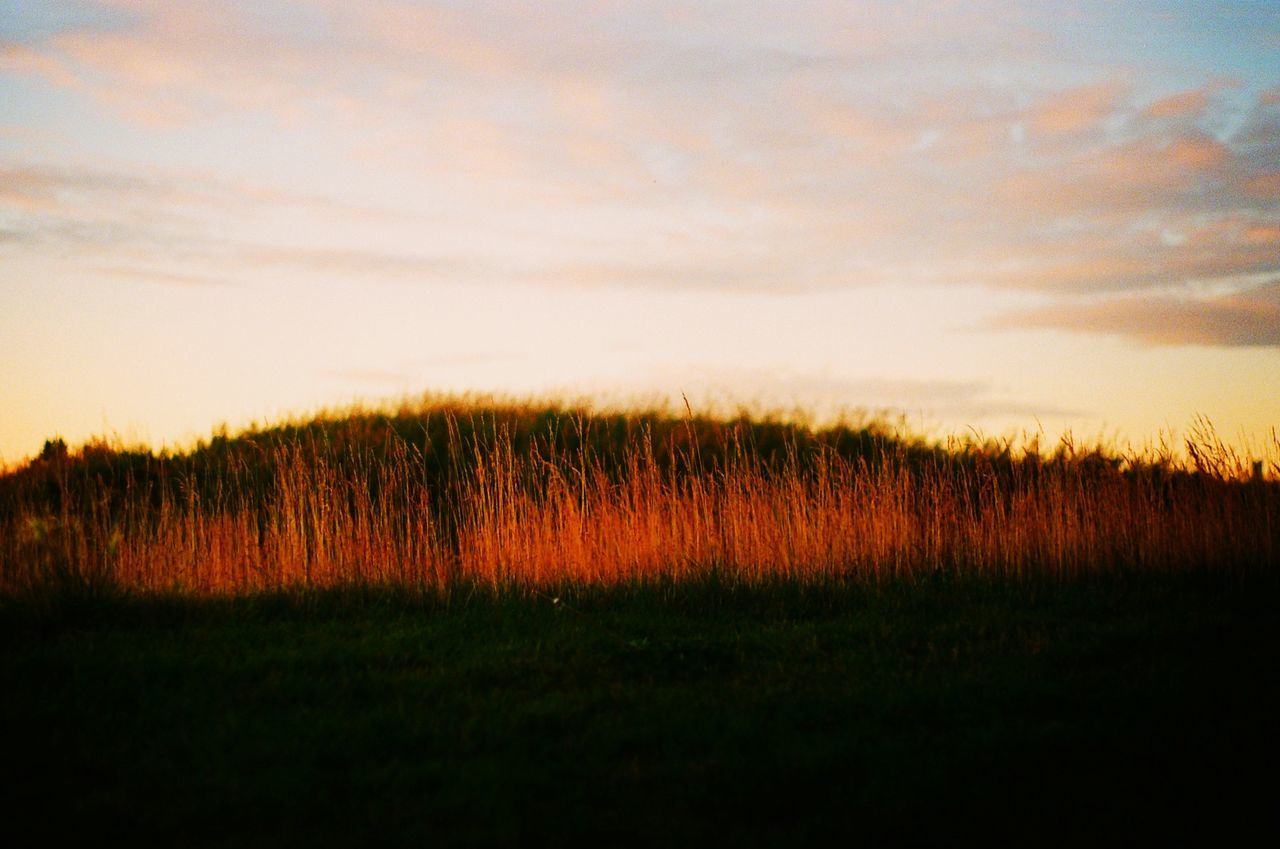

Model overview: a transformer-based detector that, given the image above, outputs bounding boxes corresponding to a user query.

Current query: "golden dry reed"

[2,406,1277,597]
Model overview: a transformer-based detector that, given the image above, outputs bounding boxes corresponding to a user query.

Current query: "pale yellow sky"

[2,1,1278,463]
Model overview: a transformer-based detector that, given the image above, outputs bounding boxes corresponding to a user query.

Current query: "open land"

[2,398,1277,844]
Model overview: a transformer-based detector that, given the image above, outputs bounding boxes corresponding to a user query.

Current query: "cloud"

[236,245,470,282]
[1029,78,1128,137]
[1,1,332,123]
[1143,86,1213,119]
[1,1,1278,319]
[0,162,433,277]
[996,134,1229,217]
[90,264,231,287]
[0,164,149,204]
[1242,172,1280,198]
[0,41,77,86]
[993,279,1280,347]
[605,366,1084,422]
[0,164,229,259]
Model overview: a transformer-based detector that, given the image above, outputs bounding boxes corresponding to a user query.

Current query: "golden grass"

[2,402,1276,597]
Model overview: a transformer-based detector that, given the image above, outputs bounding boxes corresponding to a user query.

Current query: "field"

[2,397,1278,843]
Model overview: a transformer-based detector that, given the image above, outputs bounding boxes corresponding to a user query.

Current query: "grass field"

[2,396,1276,596]
[2,397,1277,843]
[3,574,1277,845]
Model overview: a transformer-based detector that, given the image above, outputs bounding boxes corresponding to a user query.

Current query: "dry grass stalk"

[2,409,1276,597]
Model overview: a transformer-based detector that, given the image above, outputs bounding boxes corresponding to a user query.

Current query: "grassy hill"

[1,394,1274,599]
[2,395,1277,843]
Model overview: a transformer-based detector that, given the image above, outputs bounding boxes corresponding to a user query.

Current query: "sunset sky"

[2,1,1278,463]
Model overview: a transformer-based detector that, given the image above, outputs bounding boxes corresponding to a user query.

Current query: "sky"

[2,0,1279,463]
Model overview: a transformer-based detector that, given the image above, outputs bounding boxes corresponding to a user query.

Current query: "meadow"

[2,395,1276,597]
[2,396,1277,844]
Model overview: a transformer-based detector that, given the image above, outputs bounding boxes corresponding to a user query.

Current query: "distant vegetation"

[2,394,1276,598]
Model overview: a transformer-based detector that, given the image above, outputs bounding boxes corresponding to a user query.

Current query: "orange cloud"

[1165,137,1228,171]
[3,1,1277,308]
[0,168,59,211]
[1143,87,1211,118]
[361,2,526,80]
[1029,79,1127,136]
[964,209,1280,292]
[1244,224,1280,244]
[5,2,533,127]
[0,42,78,87]
[801,97,917,161]
[995,282,1280,347]
[1242,172,1280,199]
[54,30,197,89]
[998,130,1232,222]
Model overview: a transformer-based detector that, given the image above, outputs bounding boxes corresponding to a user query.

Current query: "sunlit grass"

[2,395,1276,598]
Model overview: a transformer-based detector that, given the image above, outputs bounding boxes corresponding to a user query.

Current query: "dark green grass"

[3,572,1277,846]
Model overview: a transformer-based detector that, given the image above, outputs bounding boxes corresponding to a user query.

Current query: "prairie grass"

[2,396,1276,598]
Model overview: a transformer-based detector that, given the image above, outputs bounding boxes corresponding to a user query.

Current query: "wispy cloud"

[0,162,439,275]
[91,264,231,288]
[236,245,472,282]
[599,366,1084,422]
[993,278,1280,347]
[1028,78,1128,137]
[2,1,1278,347]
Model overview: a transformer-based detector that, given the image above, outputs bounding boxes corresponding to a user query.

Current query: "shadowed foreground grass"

[4,572,1277,846]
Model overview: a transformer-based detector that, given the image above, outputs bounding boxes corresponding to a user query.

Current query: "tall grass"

[2,398,1276,597]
